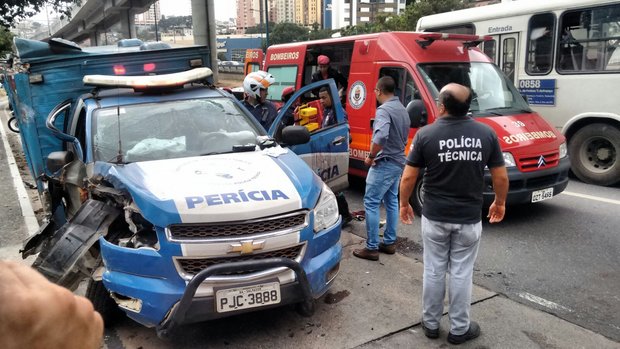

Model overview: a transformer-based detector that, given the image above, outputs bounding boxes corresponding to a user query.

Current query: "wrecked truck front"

[93,151,342,328]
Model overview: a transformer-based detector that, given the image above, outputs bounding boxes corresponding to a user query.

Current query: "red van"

[260,32,570,211]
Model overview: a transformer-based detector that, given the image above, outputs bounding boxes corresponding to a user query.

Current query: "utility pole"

[264,0,269,47]
[153,2,159,41]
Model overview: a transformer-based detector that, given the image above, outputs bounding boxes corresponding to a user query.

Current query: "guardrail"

[217,65,244,74]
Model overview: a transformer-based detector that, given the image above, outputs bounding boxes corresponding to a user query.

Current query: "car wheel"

[568,123,620,186]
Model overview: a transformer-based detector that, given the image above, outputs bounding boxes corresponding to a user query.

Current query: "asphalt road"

[344,176,620,342]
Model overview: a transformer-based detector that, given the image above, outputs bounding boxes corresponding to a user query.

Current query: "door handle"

[332,136,345,146]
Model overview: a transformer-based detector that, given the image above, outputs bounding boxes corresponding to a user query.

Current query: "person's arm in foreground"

[487,166,509,223]
[399,165,420,224]
[0,260,103,349]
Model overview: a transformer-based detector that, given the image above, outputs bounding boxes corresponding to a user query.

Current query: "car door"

[268,79,349,193]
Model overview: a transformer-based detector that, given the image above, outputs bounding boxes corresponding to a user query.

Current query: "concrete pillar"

[191,0,219,83]
[89,31,99,46]
[119,10,137,39]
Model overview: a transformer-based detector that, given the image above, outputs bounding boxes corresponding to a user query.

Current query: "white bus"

[417,0,620,186]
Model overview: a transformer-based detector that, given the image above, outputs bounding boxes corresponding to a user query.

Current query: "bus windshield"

[418,62,531,116]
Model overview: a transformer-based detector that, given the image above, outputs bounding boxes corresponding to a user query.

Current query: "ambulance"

[259,32,571,211]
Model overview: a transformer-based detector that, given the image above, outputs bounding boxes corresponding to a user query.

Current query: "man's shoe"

[378,242,396,254]
[353,248,379,261]
[447,321,480,345]
[421,322,439,339]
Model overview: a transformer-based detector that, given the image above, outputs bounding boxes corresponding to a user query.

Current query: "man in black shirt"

[399,83,508,345]
[311,55,348,97]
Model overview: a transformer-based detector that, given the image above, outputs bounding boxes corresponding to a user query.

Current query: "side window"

[73,108,87,160]
[526,13,555,75]
[558,4,620,73]
[266,66,298,101]
[502,37,516,82]
[482,39,497,64]
[379,67,418,106]
[426,24,475,34]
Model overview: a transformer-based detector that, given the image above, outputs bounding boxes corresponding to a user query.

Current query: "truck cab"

[5,38,347,336]
[262,32,571,211]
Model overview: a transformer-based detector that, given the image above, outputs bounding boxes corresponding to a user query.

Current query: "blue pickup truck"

[2,38,348,336]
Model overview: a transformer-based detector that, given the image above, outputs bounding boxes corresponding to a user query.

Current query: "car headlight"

[313,183,339,232]
[559,142,567,158]
[503,152,516,167]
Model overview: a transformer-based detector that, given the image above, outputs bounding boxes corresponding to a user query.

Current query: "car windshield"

[418,62,531,116]
[92,97,261,163]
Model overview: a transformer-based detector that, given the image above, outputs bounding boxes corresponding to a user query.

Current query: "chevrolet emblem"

[229,240,265,254]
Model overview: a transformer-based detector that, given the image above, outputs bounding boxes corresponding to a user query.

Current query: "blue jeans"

[363,159,403,250]
[421,216,482,335]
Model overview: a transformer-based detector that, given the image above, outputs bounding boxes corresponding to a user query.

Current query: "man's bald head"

[438,83,472,117]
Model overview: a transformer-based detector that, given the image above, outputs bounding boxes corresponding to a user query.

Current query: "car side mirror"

[281,125,311,146]
[406,100,428,128]
[46,151,75,174]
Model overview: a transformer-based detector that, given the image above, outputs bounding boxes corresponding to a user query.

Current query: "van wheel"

[295,300,315,317]
[409,177,425,216]
[569,123,620,186]
[85,279,125,327]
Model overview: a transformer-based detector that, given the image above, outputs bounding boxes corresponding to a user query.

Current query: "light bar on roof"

[83,67,213,89]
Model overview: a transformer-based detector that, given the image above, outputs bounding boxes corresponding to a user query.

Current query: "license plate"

[531,187,554,203]
[215,282,281,313]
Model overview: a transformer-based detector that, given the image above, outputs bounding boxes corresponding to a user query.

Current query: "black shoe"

[447,321,480,345]
[421,322,439,339]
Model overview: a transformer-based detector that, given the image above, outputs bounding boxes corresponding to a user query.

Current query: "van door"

[269,79,349,192]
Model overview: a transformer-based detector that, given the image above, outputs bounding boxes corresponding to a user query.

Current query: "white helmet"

[243,70,275,99]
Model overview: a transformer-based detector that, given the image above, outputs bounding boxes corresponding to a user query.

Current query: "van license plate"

[531,187,554,203]
[215,282,281,313]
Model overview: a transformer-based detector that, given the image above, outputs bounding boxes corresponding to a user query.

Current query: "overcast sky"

[31,0,236,22]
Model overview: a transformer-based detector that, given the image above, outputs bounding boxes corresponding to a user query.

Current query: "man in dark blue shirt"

[242,71,278,130]
[399,83,508,345]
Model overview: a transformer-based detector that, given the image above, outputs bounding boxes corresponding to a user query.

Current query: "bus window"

[266,65,298,101]
[558,3,620,72]
[502,37,516,82]
[426,24,475,34]
[482,39,497,64]
[526,13,555,75]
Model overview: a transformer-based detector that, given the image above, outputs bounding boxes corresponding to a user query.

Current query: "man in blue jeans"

[399,83,508,345]
[353,76,410,261]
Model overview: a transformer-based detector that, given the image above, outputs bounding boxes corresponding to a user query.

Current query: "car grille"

[176,244,304,276]
[517,151,559,172]
[168,211,308,240]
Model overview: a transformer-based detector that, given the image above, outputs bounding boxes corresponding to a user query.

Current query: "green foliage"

[0,0,80,28]
[339,0,473,36]
[0,26,13,58]
[158,16,192,32]
[269,22,309,46]
[217,52,227,61]
[245,22,276,34]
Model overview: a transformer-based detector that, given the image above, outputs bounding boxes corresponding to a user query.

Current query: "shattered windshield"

[92,97,261,163]
[418,62,531,116]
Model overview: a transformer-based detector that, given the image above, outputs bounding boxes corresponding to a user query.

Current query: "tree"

[308,22,333,41]
[0,0,81,28]
[339,0,473,36]
[245,21,276,34]
[0,26,14,58]
[269,22,309,45]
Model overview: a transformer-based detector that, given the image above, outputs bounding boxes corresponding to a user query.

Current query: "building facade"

[330,0,406,30]
[135,1,161,26]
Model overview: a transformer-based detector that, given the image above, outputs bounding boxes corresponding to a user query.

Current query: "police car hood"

[96,150,322,227]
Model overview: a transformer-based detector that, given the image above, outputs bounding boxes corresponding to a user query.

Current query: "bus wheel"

[409,178,425,216]
[568,123,620,186]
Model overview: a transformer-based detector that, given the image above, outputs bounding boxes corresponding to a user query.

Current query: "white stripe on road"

[0,104,40,234]
[518,292,573,313]
[560,191,620,205]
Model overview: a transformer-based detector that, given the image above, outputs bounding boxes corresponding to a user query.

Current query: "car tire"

[409,176,425,216]
[568,123,620,186]
[295,300,315,317]
[8,116,19,133]
[85,279,125,327]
